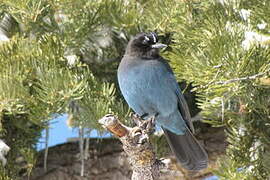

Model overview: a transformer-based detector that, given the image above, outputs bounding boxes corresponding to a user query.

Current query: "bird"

[117,32,208,170]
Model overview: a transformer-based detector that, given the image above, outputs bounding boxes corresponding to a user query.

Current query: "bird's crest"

[140,32,159,46]
[125,32,166,58]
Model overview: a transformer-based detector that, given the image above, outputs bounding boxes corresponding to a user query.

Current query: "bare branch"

[44,126,49,172]
[79,126,85,177]
[215,71,268,85]
[99,114,172,180]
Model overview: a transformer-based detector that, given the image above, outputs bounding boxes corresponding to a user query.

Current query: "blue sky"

[37,114,111,150]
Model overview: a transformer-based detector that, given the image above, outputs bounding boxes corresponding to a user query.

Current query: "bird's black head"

[125,32,167,58]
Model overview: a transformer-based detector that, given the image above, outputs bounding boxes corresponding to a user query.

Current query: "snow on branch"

[0,139,10,167]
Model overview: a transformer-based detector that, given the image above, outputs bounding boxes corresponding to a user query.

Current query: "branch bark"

[99,114,169,180]
[215,71,269,85]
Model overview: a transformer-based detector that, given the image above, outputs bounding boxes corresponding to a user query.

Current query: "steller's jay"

[117,32,208,170]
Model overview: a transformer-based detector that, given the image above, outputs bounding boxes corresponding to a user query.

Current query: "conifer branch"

[215,71,268,85]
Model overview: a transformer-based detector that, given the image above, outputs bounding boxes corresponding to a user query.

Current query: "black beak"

[151,43,167,49]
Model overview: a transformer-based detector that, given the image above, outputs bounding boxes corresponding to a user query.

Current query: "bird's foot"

[131,113,148,127]
[144,115,156,134]
[131,113,156,135]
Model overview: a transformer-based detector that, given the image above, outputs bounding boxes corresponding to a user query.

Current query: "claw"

[144,115,157,134]
[140,113,149,119]
[131,113,141,126]
[131,112,158,134]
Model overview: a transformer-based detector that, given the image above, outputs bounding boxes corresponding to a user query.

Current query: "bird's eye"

[133,32,159,47]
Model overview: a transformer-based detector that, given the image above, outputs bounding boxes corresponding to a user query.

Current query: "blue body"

[117,33,208,171]
[118,55,189,135]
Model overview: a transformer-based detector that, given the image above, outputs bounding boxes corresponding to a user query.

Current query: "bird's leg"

[131,112,158,134]
[131,113,148,127]
[140,113,149,119]
[144,114,157,134]
[131,113,141,127]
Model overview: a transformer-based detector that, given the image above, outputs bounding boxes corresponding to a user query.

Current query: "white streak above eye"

[144,36,150,41]
[150,32,156,43]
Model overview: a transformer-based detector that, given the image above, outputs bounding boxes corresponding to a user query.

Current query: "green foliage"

[0,113,42,178]
[166,0,270,179]
[0,166,13,180]
[68,76,127,129]
[1,0,270,179]
[214,156,253,180]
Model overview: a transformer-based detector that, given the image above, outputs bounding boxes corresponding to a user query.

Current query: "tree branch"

[215,71,268,85]
[44,126,49,172]
[99,114,171,180]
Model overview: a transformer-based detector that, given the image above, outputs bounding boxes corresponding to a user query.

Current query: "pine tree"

[0,0,129,177]
[0,0,269,179]
[166,0,270,179]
